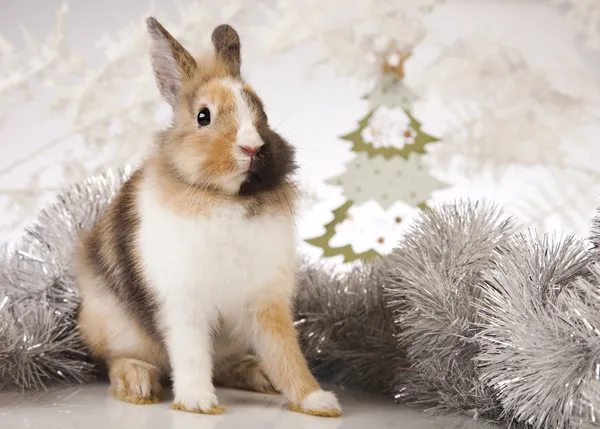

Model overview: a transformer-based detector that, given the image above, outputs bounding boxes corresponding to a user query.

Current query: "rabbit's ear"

[211,24,241,78]
[146,17,197,108]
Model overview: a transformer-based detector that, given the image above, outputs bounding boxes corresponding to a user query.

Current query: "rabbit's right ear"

[146,17,197,108]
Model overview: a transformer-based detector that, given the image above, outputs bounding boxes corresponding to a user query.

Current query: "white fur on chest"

[137,180,297,320]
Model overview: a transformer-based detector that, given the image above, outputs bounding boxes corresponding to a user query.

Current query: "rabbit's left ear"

[146,17,197,108]
[211,24,241,78]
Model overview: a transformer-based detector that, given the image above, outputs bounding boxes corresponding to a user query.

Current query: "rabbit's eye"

[197,107,211,127]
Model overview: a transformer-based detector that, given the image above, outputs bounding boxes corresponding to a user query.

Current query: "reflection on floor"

[0,383,502,429]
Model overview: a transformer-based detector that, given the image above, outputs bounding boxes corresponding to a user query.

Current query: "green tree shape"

[306,109,441,263]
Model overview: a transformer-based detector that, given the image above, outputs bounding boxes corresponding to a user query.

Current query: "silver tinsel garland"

[295,257,406,393]
[476,233,597,428]
[0,166,132,389]
[1,167,600,429]
[385,201,517,419]
[591,209,600,259]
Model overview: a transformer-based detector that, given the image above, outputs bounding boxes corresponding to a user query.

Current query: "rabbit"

[72,16,342,418]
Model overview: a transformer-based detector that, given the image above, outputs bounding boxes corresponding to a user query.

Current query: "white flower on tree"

[329,200,419,255]
[360,107,415,150]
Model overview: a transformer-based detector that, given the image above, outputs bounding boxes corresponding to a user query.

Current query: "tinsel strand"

[384,200,517,420]
[0,166,132,389]
[296,257,407,394]
[476,232,595,429]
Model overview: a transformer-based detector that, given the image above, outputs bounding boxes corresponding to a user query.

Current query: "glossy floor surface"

[0,383,502,429]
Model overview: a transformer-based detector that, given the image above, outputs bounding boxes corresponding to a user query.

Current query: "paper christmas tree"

[306,52,446,262]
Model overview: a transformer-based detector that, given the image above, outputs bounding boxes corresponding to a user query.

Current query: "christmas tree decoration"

[304,29,447,263]
[306,82,445,262]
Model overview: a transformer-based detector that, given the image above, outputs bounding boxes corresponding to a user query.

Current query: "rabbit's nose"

[240,146,258,157]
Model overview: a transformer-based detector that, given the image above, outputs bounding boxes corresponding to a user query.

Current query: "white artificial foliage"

[258,0,442,82]
[0,3,86,235]
[0,3,82,126]
[413,39,600,235]
[415,40,594,176]
[553,0,600,51]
